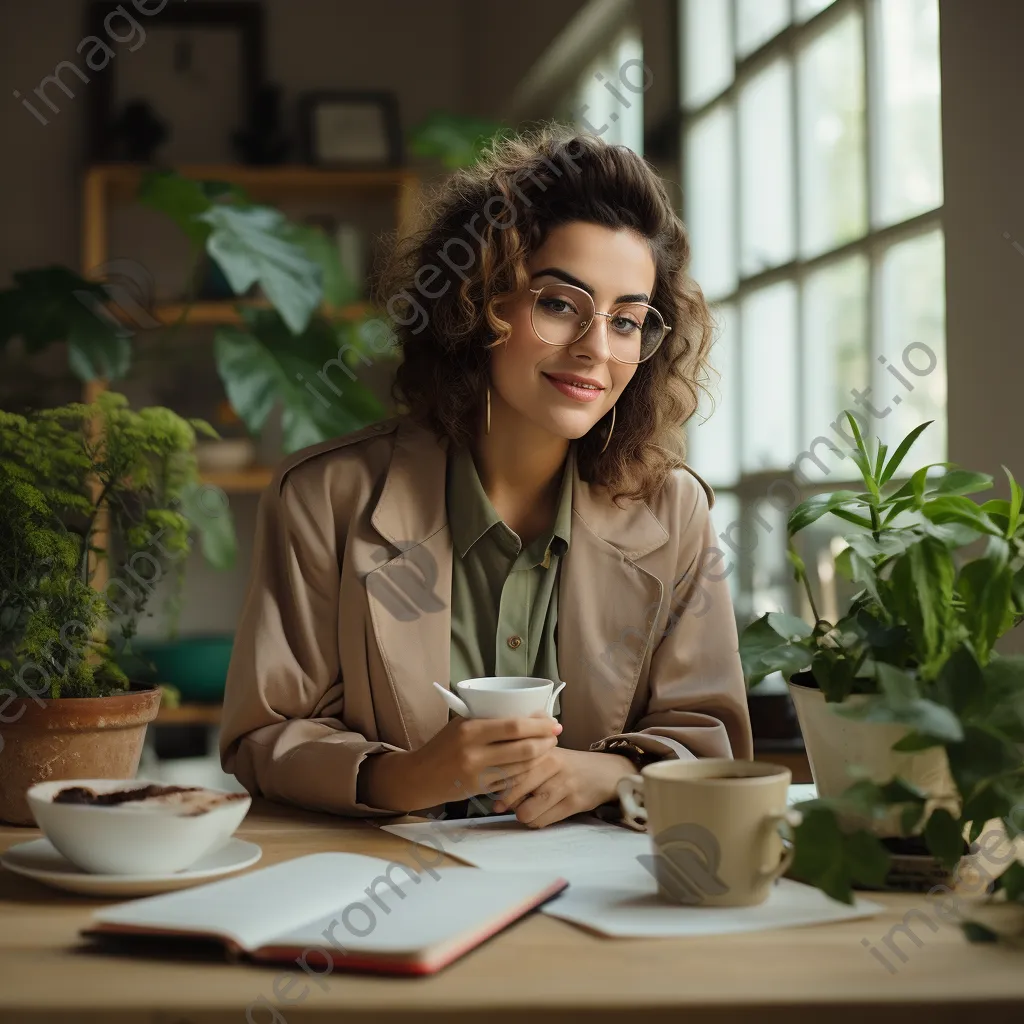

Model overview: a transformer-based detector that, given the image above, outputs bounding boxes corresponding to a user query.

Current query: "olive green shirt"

[446,443,574,715]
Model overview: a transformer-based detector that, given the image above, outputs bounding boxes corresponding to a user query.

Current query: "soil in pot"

[0,684,162,826]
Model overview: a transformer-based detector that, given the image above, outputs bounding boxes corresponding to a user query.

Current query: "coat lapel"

[557,460,669,750]
[365,417,453,748]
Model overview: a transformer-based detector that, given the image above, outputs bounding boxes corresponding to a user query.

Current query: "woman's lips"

[543,373,606,403]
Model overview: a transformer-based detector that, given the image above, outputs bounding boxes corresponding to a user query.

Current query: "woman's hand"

[358,714,562,812]
[492,748,638,828]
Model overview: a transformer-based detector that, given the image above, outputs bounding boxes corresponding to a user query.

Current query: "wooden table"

[1,799,1023,1023]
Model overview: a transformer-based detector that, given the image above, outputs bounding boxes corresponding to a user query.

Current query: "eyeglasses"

[528,283,670,365]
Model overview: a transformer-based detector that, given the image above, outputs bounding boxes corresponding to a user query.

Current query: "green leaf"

[178,481,237,571]
[214,311,384,454]
[766,611,814,641]
[787,490,865,534]
[202,206,322,335]
[788,806,890,904]
[834,694,964,741]
[924,808,965,869]
[874,440,888,481]
[934,470,994,497]
[879,421,933,485]
[1004,466,1023,537]
[829,507,876,530]
[138,171,243,246]
[888,538,958,679]
[407,112,510,169]
[958,557,1014,664]
[875,662,920,704]
[282,223,359,309]
[0,267,131,381]
[921,495,1001,536]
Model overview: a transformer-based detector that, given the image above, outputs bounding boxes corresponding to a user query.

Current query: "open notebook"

[81,852,568,976]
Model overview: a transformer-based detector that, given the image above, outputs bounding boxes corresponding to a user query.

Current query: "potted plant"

[0,170,386,448]
[0,392,236,825]
[740,413,1024,915]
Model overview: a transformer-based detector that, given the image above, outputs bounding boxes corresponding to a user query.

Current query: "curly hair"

[376,123,714,506]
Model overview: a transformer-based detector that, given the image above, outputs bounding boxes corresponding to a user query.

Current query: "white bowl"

[26,779,251,875]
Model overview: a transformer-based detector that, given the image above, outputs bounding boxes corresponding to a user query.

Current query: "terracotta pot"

[0,685,162,826]
[788,675,959,837]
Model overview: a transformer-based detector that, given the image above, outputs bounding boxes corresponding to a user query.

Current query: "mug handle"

[758,809,801,881]
[616,774,647,830]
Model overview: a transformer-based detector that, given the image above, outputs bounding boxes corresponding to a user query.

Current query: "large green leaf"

[788,805,890,903]
[738,614,813,686]
[0,266,130,381]
[923,808,965,869]
[214,310,384,454]
[958,557,1014,664]
[202,207,322,335]
[833,693,964,741]
[889,537,958,678]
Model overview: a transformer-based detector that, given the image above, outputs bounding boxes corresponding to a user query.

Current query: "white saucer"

[0,837,262,896]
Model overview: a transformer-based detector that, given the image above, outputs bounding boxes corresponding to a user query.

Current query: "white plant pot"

[788,677,959,837]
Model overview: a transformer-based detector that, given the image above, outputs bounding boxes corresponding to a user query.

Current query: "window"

[679,0,945,621]
[567,25,646,154]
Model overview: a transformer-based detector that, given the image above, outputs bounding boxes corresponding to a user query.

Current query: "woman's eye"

[541,298,575,315]
[611,315,641,333]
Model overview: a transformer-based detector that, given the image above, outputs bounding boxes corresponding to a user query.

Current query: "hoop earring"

[600,405,616,454]
[485,386,491,435]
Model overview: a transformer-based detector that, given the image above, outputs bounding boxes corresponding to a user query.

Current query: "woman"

[219,126,753,828]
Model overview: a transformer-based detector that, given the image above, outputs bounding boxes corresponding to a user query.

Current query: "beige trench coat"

[219,414,754,817]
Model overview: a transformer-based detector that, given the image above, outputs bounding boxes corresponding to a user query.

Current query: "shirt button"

[506,635,523,650]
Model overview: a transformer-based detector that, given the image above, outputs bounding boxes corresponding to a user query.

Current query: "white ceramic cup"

[436,676,563,719]
[617,758,796,907]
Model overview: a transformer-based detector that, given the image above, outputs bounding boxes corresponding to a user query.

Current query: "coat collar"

[371,415,670,561]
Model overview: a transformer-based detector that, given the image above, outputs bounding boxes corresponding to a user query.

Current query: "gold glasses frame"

[528,284,671,365]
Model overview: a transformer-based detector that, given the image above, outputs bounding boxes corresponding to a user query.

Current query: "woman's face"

[490,221,657,442]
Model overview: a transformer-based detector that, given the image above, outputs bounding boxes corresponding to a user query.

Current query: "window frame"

[677,0,945,621]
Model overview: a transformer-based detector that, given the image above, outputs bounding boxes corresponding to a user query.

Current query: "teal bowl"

[131,635,235,704]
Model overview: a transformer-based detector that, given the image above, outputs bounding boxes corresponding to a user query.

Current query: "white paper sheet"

[380,784,885,939]
[541,874,881,937]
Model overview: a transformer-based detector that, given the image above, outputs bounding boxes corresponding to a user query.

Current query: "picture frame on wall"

[298,91,403,168]
[86,1,265,163]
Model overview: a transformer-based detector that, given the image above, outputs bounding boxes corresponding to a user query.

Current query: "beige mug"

[617,758,797,907]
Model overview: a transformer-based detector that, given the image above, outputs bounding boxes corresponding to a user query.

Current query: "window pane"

[875,0,943,224]
[798,8,866,256]
[736,0,790,58]
[739,59,795,274]
[614,29,645,154]
[686,302,739,486]
[681,0,733,109]
[741,281,798,470]
[685,104,736,299]
[801,255,869,482]
[876,229,946,470]
[750,498,792,616]
[708,490,740,603]
[796,0,837,20]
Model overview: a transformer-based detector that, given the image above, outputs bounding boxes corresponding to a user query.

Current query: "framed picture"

[299,91,402,168]
[86,1,265,162]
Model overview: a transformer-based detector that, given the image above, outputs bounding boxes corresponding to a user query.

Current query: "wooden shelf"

[199,465,274,493]
[111,299,374,328]
[154,703,222,726]
[87,163,419,202]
